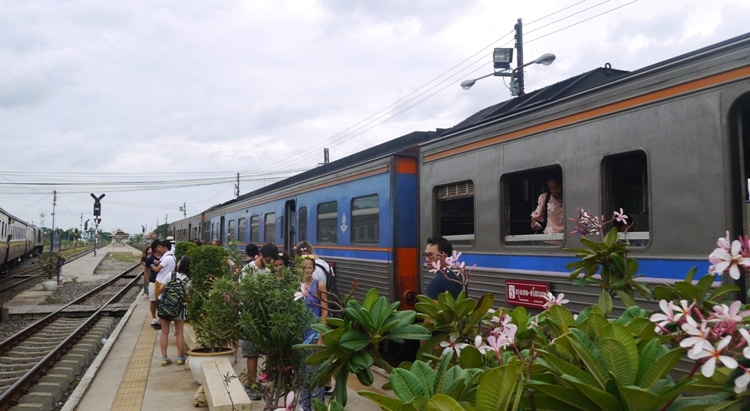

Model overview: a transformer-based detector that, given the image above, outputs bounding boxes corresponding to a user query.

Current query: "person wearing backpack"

[157,254,190,366]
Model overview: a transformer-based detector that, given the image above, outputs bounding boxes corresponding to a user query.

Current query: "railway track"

[0,263,141,411]
[0,248,96,300]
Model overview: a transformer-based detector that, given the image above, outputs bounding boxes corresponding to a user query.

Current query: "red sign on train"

[505,279,549,309]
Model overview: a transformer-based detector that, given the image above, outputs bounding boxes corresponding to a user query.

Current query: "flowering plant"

[358,215,750,410]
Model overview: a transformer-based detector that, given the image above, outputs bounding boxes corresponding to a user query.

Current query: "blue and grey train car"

[418,32,750,311]
[200,131,441,309]
[169,213,204,243]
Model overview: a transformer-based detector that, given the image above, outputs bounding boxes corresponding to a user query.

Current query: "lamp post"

[460,19,555,96]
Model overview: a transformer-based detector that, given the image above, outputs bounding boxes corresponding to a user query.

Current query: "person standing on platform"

[298,256,328,411]
[239,242,278,400]
[157,255,191,366]
[146,239,162,330]
[293,241,328,287]
[140,246,152,298]
[151,240,177,328]
[424,235,464,300]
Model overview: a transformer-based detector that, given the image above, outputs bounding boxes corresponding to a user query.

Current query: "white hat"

[166,236,174,242]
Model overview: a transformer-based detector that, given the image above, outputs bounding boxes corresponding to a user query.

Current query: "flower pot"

[41,280,58,291]
[185,347,237,384]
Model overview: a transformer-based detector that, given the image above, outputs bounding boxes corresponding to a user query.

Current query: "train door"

[284,200,296,252]
[730,94,750,301]
[219,217,225,245]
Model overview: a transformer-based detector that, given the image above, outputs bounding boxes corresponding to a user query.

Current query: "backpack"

[157,272,186,321]
[315,261,342,317]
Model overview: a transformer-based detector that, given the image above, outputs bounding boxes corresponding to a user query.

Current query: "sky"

[1,0,749,237]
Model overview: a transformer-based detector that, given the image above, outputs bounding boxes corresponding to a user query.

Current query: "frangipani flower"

[439,335,467,357]
[689,336,738,378]
[293,282,309,301]
[613,208,628,224]
[708,240,750,279]
[542,292,569,309]
[650,299,690,332]
[735,369,750,394]
[680,316,713,356]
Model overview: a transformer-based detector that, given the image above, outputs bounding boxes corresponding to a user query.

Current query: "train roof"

[442,31,750,136]
[0,206,36,228]
[208,129,444,212]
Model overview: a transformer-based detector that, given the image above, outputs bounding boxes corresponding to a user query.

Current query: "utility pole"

[514,18,526,96]
[179,202,187,219]
[235,173,240,198]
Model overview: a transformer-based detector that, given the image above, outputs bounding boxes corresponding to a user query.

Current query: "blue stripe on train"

[316,249,713,281]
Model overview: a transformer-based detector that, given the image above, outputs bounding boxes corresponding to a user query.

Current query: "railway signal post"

[91,193,105,256]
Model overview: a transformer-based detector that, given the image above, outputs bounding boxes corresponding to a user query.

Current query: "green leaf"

[568,332,608,389]
[598,289,613,313]
[475,361,524,411]
[389,324,432,342]
[426,394,467,411]
[459,345,483,369]
[359,391,406,411]
[639,347,684,389]
[536,351,598,386]
[410,361,437,398]
[560,374,622,410]
[468,294,495,325]
[614,289,637,307]
[339,329,370,351]
[707,284,741,302]
[391,368,429,401]
[599,337,635,386]
[362,288,380,310]
[526,381,599,410]
[617,384,669,411]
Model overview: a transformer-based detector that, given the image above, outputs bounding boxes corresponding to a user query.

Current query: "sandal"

[177,356,185,366]
[161,357,172,366]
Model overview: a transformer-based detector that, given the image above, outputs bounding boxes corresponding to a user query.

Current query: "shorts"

[148,282,156,302]
[240,339,261,358]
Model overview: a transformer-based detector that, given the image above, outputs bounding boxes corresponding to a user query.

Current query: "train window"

[435,181,475,246]
[299,207,308,242]
[264,213,276,243]
[351,195,379,244]
[238,218,246,243]
[502,167,564,246]
[317,201,338,244]
[603,151,650,247]
[227,220,235,243]
[250,216,260,243]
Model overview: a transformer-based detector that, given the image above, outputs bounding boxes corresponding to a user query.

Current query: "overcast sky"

[1,0,748,237]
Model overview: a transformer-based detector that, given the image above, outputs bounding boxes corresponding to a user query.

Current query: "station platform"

[11,243,389,410]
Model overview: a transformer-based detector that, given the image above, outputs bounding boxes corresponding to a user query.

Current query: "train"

[170,32,750,314]
[0,206,44,273]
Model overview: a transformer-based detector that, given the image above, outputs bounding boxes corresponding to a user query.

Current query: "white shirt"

[154,249,177,285]
[312,258,329,286]
[240,259,270,280]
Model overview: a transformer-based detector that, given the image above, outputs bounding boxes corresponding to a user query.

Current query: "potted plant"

[185,244,238,383]
[38,251,66,290]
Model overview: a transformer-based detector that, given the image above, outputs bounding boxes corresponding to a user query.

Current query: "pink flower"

[689,336,738,378]
[711,301,750,325]
[717,231,732,250]
[293,282,309,301]
[708,240,750,279]
[542,292,569,309]
[612,208,628,224]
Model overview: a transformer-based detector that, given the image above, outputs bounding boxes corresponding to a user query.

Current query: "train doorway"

[731,94,750,302]
[284,200,296,252]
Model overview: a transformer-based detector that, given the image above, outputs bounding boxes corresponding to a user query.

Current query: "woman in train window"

[530,176,564,234]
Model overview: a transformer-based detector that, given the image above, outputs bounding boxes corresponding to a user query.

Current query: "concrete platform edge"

[60,294,141,411]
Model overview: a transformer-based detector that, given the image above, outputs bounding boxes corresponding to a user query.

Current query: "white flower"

[680,316,713,356]
[650,299,690,332]
[735,369,750,394]
[711,300,750,324]
[439,335,467,357]
[472,335,490,355]
[689,336,738,378]
[708,240,750,280]
[542,292,569,309]
[738,328,750,359]
[612,208,628,224]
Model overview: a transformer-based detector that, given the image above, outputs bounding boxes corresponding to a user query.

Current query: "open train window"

[299,207,308,242]
[435,181,475,246]
[603,151,649,247]
[317,202,338,244]
[502,166,564,246]
[264,213,276,243]
[238,218,246,243]
[351,194,379,244]
[250,216,260,243]
[227,220,235,243]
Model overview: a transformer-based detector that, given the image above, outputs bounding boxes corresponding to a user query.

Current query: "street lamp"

[460,52,556,95]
